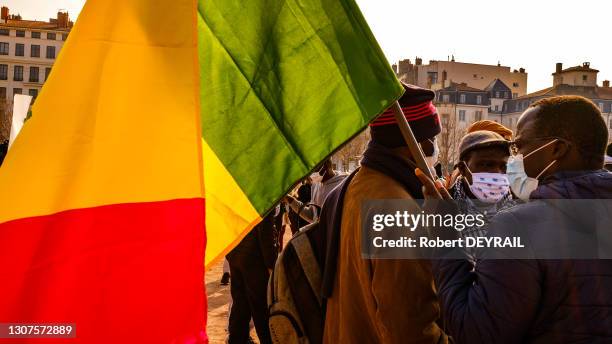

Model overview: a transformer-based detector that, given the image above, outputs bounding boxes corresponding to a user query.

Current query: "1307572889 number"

[0,323,76,338]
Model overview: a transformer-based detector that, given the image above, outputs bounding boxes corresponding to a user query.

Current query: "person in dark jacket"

[419,95,612,343]
[226,210,279,344]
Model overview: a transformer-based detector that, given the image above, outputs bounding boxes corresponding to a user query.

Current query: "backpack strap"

[292,231,323,306]
[320,168,359,298]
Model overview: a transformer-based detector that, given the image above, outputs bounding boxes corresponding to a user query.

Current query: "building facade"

[501,62,612,141]
[434,82,491,171]
[393,58,528,98]
[485,78,513,123]
[0,6,72,106]
[436,82,490,128]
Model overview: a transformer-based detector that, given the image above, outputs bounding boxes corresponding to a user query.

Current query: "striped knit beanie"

[370,83,441,147]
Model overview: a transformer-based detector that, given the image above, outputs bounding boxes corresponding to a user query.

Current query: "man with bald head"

[424,96,612,343]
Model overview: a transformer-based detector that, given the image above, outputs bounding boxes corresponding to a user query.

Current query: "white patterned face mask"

[464,165,510,204]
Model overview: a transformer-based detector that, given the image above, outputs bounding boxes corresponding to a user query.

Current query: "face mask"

[507,139,557,201]
[464,167,510,204]
[424,138,439,176]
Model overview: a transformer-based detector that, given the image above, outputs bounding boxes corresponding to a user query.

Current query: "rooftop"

[514,84,612,101]
[553,62,599,75]
[440,82,485,92]
[0,19,70,31]
[0,6,72,31]
[484,78,511,92]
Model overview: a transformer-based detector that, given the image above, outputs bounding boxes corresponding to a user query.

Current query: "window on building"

[62,33,68,41]
[495,105,499,112]
[29,88,38,100]
[29,66,39,82]
[442,94,450,103]
[31,44,40,57]
[476,95,482,105]
[0,42,9,55]
[0,64,7,80]
[583,75,588,81]
[46,46,56,59]
[14,65,24,81]
[13,88,22,96]
[513,93,518,99]
[31,31,41,39]
[513,82,519,87]
[16,30,25,37]
[459,110,466,122]
[599,103,605,112]
[47,32,56,40]
[495,91,500,98]
[475,111,483,121]
[45,67,51,81]
[427,72,438,85]
[0,29,9,36]
[15,43,24,56]
[460,94,466,103]
[0,87,6,100]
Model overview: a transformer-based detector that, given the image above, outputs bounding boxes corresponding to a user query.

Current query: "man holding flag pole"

[0,0,409,342]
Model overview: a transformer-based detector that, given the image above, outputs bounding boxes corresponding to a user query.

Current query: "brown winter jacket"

[323,166,448,344]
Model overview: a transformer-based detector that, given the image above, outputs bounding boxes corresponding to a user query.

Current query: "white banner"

[8,94,33,149]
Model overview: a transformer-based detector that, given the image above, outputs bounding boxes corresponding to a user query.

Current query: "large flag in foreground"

[199,0,404,265]
[0,0,402,341]
[0,0,207,343]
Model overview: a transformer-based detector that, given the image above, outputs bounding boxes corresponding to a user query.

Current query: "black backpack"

[267,170,358,344]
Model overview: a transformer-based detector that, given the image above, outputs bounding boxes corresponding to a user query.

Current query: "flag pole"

[391,101,436,181]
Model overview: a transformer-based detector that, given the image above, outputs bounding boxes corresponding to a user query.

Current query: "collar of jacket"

[360,141,424,199]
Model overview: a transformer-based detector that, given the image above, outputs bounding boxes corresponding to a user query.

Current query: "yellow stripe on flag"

[0,0,202,224]
[202,139,260,267]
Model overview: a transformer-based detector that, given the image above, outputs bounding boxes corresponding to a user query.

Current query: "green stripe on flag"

[198,0,403,214]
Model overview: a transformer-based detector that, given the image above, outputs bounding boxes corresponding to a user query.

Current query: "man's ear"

[551,139,571,161]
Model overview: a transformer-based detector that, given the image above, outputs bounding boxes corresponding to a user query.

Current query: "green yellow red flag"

[0,0,402,341]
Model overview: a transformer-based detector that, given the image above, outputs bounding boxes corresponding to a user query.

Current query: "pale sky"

[6,0,612,93]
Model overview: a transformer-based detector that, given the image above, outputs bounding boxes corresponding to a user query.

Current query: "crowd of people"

[221,83,612,344]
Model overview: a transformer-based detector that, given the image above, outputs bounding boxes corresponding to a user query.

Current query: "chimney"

[556,62,563,74]
[519,68,525,73]
[415,57,422,66]
[604,80,610,88]
[1,6,8,21]
[57,11,69,28]
[583,62,590,68]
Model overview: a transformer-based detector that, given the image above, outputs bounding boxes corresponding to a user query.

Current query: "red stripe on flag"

[0,198,207,343]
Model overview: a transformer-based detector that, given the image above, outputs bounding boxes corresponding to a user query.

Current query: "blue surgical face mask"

[507,139,558,201]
